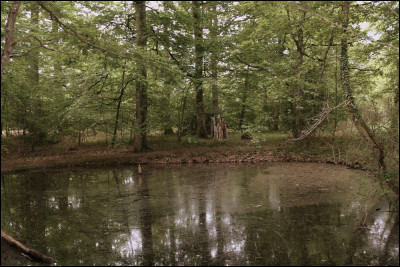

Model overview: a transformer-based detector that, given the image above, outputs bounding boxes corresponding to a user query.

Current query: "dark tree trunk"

[340,1,385,170]
[1,1,21,81]
[294,28,303,138]
[239,69,249,132]
[161,10,174,135]
[287,7,306,138]
[210,4,219,115]
[239,90,247,132]
[177,86,189,142]
[134,1,148,152]
[1,1,21,137]
[112,69,126,147]
[193,1,207,138]
[29,3,46,151]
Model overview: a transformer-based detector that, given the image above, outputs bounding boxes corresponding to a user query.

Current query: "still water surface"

[1,162,399,266]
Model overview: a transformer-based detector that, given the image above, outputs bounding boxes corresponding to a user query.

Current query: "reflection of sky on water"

[118,229,142,258]
[369,208,399,256]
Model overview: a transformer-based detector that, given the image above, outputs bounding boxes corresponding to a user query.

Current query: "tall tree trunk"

[1,1,21,137]
[134,1,148,152]
[340,1,385,170]
[177,85,189,142]
[312,32,334,117]
[239,69,249,132]
[287,7,306,138]
[193,1,207,138]
[161,3,174,135]
[161,80,174,135]
[29,3,45,151]
[210,3,219,115]
[112,67,126,147]
[1,1,21,81]
[51,13,62,72]
[293,27,304,138]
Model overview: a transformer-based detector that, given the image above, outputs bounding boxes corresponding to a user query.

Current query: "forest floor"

[1,132,335,173]
[1,131,398,265]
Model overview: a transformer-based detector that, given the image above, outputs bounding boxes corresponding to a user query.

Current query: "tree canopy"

[1,1,398,168]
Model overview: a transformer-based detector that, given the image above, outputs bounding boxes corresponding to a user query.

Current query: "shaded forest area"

[1,1,399,191]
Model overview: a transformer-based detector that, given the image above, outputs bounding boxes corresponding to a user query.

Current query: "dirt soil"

[1,143,327,174]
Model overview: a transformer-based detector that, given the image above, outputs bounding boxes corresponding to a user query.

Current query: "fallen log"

[1,231,58,264]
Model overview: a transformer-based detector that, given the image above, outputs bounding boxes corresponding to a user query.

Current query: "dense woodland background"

[1,1,399,188]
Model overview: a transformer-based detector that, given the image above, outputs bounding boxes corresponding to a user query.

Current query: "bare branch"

[287,100,350,142]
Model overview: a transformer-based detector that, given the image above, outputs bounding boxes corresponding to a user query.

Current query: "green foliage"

[1,1,398,183]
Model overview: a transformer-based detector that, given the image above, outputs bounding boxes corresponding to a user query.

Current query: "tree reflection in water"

[1,163,398,266]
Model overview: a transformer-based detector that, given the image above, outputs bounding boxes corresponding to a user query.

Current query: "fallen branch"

[1,231,58,264]
[287,100,350,142]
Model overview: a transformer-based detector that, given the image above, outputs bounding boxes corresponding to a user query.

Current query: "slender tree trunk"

[29,3,45,151]
[161,84,174,135]
[177,85,189,142]
[112,68,126,147]
[294,27,304,138]
[333,47,339,138]
[193,1,207,138]
[1,95,6,136]
[312,32,334,117]
[161,7,174,135]
[287,7,306,138]
[340,1,385,170]
[134,1,148,152]
[210,4,219,115]
[239,70,249,132]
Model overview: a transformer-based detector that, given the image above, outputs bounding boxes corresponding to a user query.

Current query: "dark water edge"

[1,162,399,266]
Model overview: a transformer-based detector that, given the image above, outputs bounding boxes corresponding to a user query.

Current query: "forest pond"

[1,162,399,266]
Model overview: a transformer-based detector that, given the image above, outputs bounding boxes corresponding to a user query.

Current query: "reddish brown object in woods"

[241,133,252,140]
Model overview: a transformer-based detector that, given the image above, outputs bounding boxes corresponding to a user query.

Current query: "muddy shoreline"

[1,146,350,175]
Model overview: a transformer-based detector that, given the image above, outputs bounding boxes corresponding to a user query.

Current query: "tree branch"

[349,67,381,72]
[288,2,399,51]
[11,34,79,57]
[235,55,277,77]
[36,1,125,58]
[1,231,58,264]
[381,1,399,18]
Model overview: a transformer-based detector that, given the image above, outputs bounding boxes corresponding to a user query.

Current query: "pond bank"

[1,146,347,174]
